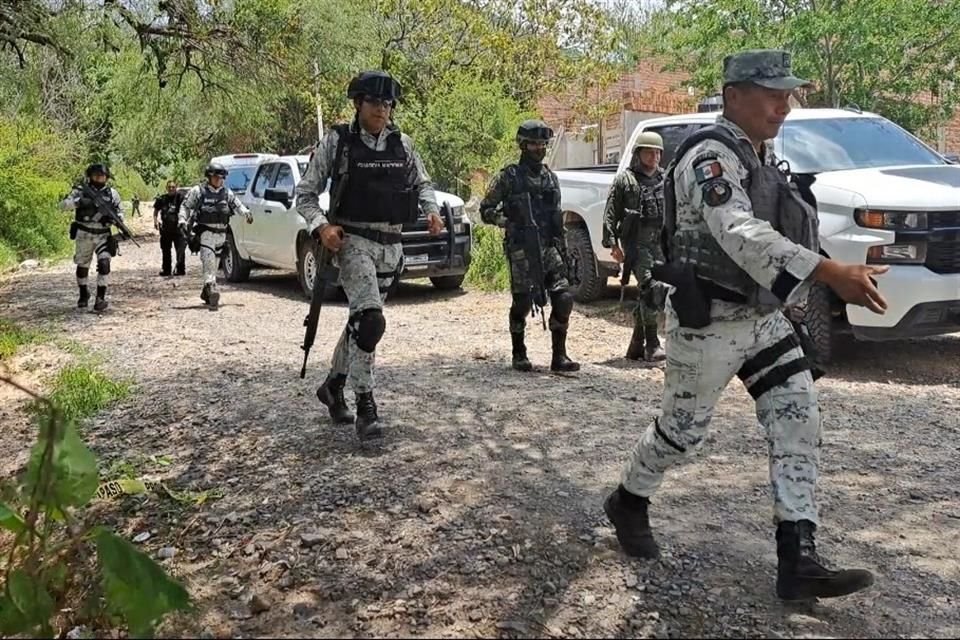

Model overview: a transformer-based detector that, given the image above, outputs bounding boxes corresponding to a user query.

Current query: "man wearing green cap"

[602,49,889,600]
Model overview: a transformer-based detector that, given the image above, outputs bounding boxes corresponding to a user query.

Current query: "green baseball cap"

[723,49,812,90]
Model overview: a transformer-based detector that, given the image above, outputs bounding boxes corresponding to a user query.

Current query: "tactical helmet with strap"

[347,71,402,103]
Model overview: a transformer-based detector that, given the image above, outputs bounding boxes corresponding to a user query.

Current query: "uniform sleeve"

[153,197,163,214]
[602,173,626,248]
[683,143,823,305]
[179,186,200,225]
[478,170,510,227]
[404,135,440,217]
[111,189,124,221]
[295,130,338,235]
[227,190,250,217]
[60,187,82,211]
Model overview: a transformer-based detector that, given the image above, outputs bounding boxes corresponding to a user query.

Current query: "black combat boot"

[550,330,580,372]
[355,392,383,441]
[625,322,644,360]
[93,286,108,312]
[511,331,532,372]
[316,373,355,425]
[775,520,874,600]
[200,283,210,304]
[603,485,660,559]
[207,283,220,310]
[644,325,666,362]
[77,285,90,309]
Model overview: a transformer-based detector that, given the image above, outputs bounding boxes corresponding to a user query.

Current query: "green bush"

[35,365,131,425]
[0,319,43,361]
[0,117,77,269]
[466,224,510,292]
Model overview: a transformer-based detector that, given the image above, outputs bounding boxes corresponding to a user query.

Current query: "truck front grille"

[924,211,960,274]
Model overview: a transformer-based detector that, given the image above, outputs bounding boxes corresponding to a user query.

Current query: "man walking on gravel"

[178,163,252,310]
[154,180,187,277]
[60,163,125,312]
[479,120,580,373]
[295,70,444,442]
[602,131,668,362]
[603,49,889,601]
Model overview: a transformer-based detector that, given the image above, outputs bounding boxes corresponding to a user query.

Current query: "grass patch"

[465,224,510,292]
[0,318,44,360]
[31,364,130,424]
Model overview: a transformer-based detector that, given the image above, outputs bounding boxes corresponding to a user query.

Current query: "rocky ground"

[1,218,959,639]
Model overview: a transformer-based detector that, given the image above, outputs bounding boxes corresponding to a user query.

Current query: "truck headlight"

[855,209,928,230]
[453,223,465,234]
[867,242,926,264]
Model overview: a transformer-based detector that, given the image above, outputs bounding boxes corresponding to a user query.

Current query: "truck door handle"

[264,209,273,214]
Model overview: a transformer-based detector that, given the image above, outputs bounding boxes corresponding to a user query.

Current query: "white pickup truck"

[219,154,472,298]
[556,107,960,361]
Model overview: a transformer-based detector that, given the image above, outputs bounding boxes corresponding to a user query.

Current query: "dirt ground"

[2,218,959,639]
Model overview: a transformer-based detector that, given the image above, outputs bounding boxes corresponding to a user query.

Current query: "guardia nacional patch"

[702,179,732,207]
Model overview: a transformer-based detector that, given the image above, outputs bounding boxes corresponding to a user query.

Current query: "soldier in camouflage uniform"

[603,50,889,600]
[295,70,444,442]
[602,131,667,362]
[479,120,580,373]
[59,163,125,312]
[178,163,252,310]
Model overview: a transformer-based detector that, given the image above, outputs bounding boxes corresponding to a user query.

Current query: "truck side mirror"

[264,187,292,209]
[944,153,960,164]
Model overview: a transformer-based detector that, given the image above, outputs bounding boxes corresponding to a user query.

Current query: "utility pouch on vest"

[69,221,78,240]
[779,176,820,254]
[651,262,712,329]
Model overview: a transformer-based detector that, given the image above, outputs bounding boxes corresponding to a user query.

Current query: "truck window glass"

[776,117,946,173]
[274,163,295,196]
[251,164,277,199]
[646,124,709,167]
[226,165,258,195]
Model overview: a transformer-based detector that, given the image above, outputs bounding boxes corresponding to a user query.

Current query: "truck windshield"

[226,165,258,194]
[776,117,946,173]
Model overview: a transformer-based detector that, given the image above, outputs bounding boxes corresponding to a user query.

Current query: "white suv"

[555,108,960,361]
[221,155,473,298]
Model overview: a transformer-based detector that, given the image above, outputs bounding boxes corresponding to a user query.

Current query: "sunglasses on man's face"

[362,97,396,109]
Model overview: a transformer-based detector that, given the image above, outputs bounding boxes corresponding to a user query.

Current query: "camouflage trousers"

[505,240,571,333]
[620,302,821,525]
[329,234,402,393]
[73,229,113,288]
[199,230,226,285]
[625,245,665,331]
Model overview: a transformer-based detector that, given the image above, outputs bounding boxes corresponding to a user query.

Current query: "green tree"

[644,0,960,134]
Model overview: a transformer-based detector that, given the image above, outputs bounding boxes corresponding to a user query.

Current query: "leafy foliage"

[0,376,190,638]
[645,0,960,134]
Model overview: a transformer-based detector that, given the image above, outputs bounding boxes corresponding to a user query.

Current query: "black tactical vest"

[330,124,418,225]
[662,124,820,306]
[75,184,112,224]
[157,193,181,225]
[196,185,230,225]
[504,163,563,241]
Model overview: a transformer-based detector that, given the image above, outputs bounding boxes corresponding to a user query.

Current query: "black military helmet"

[516,119,554,145]
[347,70,402,103]
[85,163,110,179]
[204,162,228,177]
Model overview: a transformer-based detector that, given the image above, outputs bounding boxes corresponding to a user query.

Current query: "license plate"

[406,254,430,266]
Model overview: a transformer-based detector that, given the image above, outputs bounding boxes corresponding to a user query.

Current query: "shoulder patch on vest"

[701,178,732,207]
[694,159,723,184]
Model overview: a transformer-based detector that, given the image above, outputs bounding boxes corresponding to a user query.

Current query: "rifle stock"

[300,241,334,378]
[518,193,548,330]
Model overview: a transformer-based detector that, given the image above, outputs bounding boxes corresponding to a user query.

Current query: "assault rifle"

[509,193,548,331]
[79,184,141,248]
[299,241,337,378]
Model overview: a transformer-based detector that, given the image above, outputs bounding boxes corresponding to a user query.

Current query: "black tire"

[221,230,252,283]
[566,226,605,303]
[429,275,465,290]
[297,238,339,301]
[803,281,836,365]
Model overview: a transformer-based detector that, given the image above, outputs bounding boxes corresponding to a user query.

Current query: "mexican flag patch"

[694,161,723,183]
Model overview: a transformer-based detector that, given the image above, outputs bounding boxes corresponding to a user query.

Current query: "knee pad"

[350,308,386,353]
[96,258,110,275]
[550,290,574,319]
[510,294,532,319]
[76,266,89,279]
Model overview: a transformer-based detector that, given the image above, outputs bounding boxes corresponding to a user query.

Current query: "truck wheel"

[566,226,604,303]
[430,275,465,290]
[297,238,339,301]
[803,281,836,365]
[222,230,252,283]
